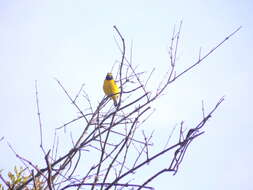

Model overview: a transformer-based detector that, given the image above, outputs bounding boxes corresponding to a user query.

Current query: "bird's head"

[105,73,113,80]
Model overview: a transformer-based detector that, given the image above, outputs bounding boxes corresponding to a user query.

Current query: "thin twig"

[35,80,46,155]
[172,26,242,81]
[8,142,47,180]
[0,173,11,189]
[163,124,177,150]
[73,83,85,103]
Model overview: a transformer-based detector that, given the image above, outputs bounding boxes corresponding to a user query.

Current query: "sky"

[0,0,252,189]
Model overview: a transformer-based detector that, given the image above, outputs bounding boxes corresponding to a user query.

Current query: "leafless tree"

[0,23,241,190]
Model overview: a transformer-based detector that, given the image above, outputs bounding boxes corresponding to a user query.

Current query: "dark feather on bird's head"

[105,73,113,80]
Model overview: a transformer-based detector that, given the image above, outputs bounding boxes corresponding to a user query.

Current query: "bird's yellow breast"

[103,79,120,100]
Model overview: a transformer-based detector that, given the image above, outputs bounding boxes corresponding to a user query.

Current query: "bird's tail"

[113,99,118,107]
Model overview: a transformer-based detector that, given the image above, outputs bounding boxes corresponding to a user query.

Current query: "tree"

[0,23,241,190]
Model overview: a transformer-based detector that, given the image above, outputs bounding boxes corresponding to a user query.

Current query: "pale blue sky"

[0,0,252,189]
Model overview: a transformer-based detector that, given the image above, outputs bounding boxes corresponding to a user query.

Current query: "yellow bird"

[103,73,120,107]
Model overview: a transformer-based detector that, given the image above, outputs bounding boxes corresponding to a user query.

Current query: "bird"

[103,73,120,107]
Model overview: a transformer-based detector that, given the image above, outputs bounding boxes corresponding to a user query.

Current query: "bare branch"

[44,150,53,190]
[62,182,154,190]
[172,26,242,81]
[0,173,11,189]
[35,80,46,155]
[9,24,238,190]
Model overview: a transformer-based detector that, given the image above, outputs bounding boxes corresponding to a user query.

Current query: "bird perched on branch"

[103,73,120,107]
